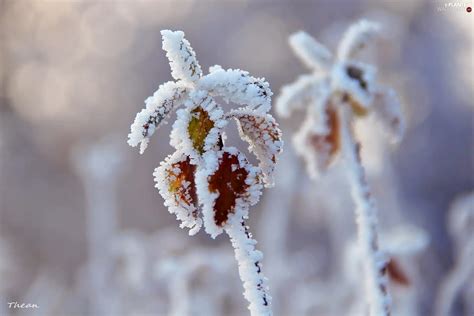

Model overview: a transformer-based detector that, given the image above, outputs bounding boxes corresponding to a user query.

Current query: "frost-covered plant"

[128,30,282,316]
[277,20,404,316]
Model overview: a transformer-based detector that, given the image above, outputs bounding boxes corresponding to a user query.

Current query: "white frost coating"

[337,20,380,61]
[128,30,279,315]
[292,89,337,179]
[226,217,272,316]
[276,74,321,118]
[339,106,391,316]
[373,87,405,143]
[196,148,263,238]
[154,151,202,236]
[293,112,332,180]
[289,31,332,71]
[198,65,273,113]
[169,90,227,161]
[194,150,220,237]
[228,109,283,187]
[128,81,188,154]
[277,19,400,183]
[331,61,376,110]
[307,84,332,134]
[161,30,202,82]
[276,21,402,316]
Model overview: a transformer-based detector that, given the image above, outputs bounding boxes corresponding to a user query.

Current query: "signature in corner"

[8,301,39,309]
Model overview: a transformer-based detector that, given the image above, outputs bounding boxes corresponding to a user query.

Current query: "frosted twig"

[128,30,282,316]
[339,106,391,316]
[289,31,332,71]
[277,20,401,316]
[226,219,272,316]
[337,20,380,61]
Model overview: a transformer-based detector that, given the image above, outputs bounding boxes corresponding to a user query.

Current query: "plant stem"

[226,220,272,316]
[339,106,391,316]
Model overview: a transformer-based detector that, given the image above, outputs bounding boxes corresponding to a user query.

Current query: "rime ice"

[277,19,404,179]
[128,30,282,316]
[277,20,406,316]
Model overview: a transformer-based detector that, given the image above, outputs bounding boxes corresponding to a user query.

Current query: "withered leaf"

[229,110,283,186]
[387,258,410,287]
[167,156,198,209]
[308,106,341,164]
[208,152,250,227]
[188,106,215,154]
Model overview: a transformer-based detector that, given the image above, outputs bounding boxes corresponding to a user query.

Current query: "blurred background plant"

[0,0,472,315]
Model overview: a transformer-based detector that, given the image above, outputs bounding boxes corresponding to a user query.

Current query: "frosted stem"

[226,220,272,316]
[339,106,391,316]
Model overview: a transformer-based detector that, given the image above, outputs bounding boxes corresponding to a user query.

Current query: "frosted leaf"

[227,109,283,187]
[161,30,202,82]
[154,151,202,235]
[196,148,262,238]
[373,87,405,143]
[293,104,340,179]
[337,19,380,61]
[289,31,332,71]
[331,61,376,113]
[198,66,273,113]
[128,81,188,154]
[170,90,227,160]
[308,84,333,134]
[276,74,323,118]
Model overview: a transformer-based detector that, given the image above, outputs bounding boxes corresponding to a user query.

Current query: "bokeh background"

[0,0,472,315]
